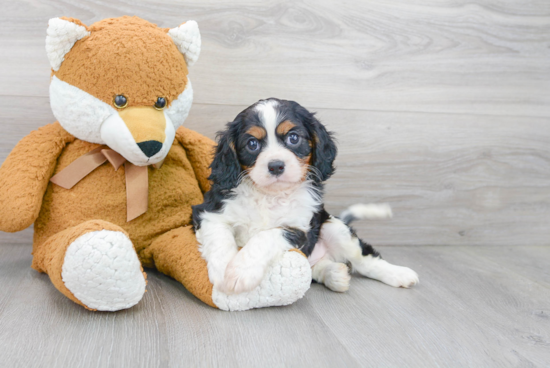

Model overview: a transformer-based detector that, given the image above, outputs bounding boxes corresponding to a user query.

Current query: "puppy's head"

[210,98,337,193]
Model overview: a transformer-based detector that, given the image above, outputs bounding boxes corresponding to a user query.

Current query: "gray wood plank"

[0,243,359,368]
[308,245,550,367]
[1,243,549,367]
[0,0,548,116]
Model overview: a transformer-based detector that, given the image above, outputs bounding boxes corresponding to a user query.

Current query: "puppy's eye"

[154,97,167,110]
[247,138,260,152]
[286,132,300,146]
[113,95,128,109]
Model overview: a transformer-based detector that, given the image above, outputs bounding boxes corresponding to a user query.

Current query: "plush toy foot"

[62,230,146,311]
[143,227,311,311]
[212,250,312,311]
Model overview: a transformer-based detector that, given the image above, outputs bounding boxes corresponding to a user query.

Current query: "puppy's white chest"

[224,180,320,247]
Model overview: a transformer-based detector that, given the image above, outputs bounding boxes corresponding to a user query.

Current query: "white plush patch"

[50,76,114,144]
[62,230,146,311]
[46,18,90,71]
[50,75,191,166]
[340,203,393,222]
[212,251,311,311]
[168,21,201,67]
[165,78,194,129]
[100,110,175,166]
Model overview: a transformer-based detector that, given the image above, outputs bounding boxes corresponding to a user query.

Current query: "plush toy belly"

[33,138,204,255]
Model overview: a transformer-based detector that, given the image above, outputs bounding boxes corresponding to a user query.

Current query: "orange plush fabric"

[142,226,216,308]
[0,15,220,310]
[54,16,189,108]
[0,121,216,309]
[31,127,208,256]
[32,219,141,311]
[0,123,74,232]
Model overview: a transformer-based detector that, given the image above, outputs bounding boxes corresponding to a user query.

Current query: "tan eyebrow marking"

[276,120,296,136]
[246,126,266,140]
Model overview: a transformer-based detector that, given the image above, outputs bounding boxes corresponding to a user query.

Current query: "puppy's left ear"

[309,114,337,182]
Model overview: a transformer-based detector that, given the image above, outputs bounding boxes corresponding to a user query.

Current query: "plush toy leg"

[142,226,312,311]
[32,220,147,311]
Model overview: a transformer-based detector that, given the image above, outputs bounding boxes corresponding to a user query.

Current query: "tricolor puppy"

[193,98,419,294]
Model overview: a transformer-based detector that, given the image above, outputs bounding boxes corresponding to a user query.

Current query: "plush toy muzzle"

[100,106,176,166]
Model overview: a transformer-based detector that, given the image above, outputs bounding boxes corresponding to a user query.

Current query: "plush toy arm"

[175,126,215,194]
[0,122,74,232]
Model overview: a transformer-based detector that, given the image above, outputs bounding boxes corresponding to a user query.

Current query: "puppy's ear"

[292,102,337,183]
[310,115,337,182]
[209,125,241,192]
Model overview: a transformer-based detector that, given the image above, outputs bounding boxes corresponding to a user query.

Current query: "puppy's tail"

[339,203,393,226]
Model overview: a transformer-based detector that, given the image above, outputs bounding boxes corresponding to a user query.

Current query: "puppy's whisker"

[306,165,323,182]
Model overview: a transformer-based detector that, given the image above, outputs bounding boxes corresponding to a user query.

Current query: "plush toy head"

[46,16,201,166]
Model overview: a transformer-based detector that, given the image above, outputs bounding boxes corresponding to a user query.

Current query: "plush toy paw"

[211,250,311,311]
[62,230,147,311]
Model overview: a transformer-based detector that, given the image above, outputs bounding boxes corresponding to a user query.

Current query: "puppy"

[193,98,419,294]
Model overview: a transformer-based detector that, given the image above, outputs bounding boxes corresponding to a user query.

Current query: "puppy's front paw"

[207,262,229,291]
[382,266,419,288]
[223,260,266,294]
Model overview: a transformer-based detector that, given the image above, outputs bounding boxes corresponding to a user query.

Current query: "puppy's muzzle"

[268,160,285,176]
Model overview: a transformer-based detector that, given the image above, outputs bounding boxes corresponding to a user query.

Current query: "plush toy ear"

[167,21,201,67]
[46,17,90,71]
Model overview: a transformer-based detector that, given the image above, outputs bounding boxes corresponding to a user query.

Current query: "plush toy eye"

[286,132,300,146]
[113,95,128,109]
[154,97,167,110]
[247,138,260,152]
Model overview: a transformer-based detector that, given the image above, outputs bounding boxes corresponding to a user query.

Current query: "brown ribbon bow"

[50,146,162,222]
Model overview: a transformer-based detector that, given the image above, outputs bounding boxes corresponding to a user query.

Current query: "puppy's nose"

[268,160,285,176]
[137,140,162,157]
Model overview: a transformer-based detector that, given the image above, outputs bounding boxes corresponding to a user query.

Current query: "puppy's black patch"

[297,207,331,257]
[282,228,307,248]
[357,238,381,258]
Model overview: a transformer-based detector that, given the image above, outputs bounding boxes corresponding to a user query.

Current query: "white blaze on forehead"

[255,99,282,148]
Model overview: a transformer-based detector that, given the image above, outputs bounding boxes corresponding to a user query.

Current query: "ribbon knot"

[50,146,161,222]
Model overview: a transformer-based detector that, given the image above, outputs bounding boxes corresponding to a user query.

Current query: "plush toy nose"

[118,107,167,148]
[137,140,163,157]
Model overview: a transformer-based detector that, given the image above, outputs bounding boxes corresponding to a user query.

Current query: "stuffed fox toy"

[0,16,311,311]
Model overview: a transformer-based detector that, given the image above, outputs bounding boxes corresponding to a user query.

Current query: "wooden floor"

[1,236,549,367]
[1,0,549,367]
